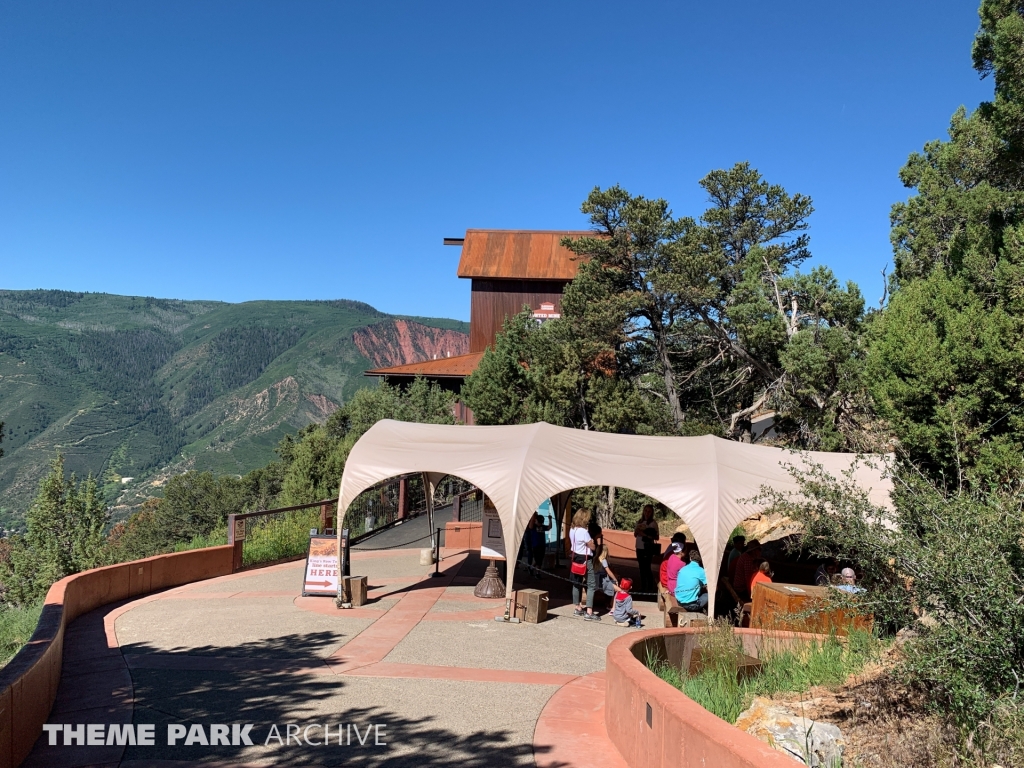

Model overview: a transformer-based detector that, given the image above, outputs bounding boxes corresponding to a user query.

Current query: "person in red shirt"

[659,533,686,588]
[750,561,773,593]
[732,540,762,601]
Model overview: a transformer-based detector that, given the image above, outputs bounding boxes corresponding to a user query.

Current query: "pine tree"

[869,0,1024,486]
[2,455,110,605]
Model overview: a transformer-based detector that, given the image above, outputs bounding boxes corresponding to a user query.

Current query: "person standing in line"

[525,512,550,577]
[633,505,659,594]
[732,540,763,602]
[569,509,600,621]
[727,534,746,572]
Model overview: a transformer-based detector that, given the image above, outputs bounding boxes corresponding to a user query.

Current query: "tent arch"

[521,481,720,604]
[337,420,892,616]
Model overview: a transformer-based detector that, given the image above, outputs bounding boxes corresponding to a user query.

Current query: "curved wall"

[605,627,821,768]
[0,545,234,768]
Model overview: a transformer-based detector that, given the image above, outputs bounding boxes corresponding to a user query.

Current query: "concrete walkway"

[25,547,650,768]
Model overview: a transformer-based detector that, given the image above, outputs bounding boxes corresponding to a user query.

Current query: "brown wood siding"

[469,279,568,352]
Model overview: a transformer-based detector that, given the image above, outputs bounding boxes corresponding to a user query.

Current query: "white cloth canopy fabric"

[336,420,892,615]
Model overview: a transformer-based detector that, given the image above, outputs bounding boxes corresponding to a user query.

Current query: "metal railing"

[452,488,486,522]
[227,473,472,569]
[228,500,331,569]
[344,473,427,539]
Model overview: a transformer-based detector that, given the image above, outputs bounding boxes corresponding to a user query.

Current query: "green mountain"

[0,290,468,529]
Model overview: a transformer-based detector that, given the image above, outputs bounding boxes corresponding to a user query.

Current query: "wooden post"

[227,514,244,572]
[453,493,461,523]
[320,503,330,533]
[398,476,408,520]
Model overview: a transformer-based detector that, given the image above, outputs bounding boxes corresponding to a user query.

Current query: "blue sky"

[0,1,992,321]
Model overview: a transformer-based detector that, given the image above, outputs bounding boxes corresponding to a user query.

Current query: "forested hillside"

[0,290,466,529]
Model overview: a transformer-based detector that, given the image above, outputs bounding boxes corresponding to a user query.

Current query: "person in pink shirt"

[665,542,686,594]
[658,541,687,627]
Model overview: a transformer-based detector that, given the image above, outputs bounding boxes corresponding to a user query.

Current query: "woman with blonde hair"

[569,509,599,620]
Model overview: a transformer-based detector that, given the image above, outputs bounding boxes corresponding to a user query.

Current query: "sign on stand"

[302,535,340,597]
[480,504,506,561]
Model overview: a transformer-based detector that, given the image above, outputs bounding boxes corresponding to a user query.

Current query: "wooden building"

[365,229,588,404]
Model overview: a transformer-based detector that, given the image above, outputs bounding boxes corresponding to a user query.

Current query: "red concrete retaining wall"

[0,545,234,768]
[605,627,819,768]
[602,528,667,559]
[445,521,482,550]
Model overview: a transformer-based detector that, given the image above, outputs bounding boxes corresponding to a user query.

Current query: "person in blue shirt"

[674,550,708,612]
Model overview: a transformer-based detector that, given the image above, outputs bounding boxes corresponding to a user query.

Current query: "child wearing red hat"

[612,578,642,627]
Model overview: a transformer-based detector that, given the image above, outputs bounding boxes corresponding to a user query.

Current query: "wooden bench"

[665,607,708,628]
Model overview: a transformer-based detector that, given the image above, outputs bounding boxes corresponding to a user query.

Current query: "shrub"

[0,604,43,666]
[760,459,1024,735]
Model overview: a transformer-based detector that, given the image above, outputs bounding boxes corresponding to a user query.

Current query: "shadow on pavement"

[116,633,561,767]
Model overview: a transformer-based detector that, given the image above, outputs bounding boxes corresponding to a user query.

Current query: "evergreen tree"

[870,0,1024,486]
[2,455,109,605]
[466,168,870,448]
[460,312,536,426]
[559,187,704,430]
[278,379,456,505]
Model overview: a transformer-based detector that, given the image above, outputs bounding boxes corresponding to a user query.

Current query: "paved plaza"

[26,546,654,767]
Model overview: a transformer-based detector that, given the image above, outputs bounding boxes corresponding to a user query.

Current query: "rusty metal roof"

[364,352,485,379]
[456,230,592,280]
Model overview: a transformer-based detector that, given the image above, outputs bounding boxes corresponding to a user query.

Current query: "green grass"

[648,623,878,723]
[171,509,322,566]
[241,509,320,566]
[173,526,229,553]
[0,603,43,667]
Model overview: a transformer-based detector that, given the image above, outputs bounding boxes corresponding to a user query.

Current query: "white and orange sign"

[302,535,340,596]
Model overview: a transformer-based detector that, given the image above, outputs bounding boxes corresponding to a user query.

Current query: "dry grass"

[767,648,1024,767]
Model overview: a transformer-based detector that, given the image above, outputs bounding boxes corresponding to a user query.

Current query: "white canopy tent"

[336,419,892,616]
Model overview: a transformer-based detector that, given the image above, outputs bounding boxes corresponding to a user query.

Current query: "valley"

[0,289,467,529]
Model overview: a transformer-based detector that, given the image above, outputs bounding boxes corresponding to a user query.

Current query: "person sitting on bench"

[674,549,708,613]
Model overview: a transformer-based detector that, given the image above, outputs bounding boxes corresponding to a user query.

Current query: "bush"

[240,509,319,567]
[2,455,107,606]
[0,604,43,666]
[761,459,1024,735]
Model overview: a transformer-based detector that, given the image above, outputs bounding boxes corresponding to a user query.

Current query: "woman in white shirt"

[569,509,599,621]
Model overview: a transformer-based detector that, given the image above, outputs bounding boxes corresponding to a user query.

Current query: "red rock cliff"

[353,320,469,368]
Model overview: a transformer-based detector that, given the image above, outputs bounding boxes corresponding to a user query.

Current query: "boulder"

[735,697,845,767]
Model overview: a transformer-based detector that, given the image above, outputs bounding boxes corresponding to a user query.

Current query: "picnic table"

[750,582,872,636]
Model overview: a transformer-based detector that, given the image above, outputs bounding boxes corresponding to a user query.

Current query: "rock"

[680,513,804,547]
[895,627,919,646]
[735,697,845,767]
